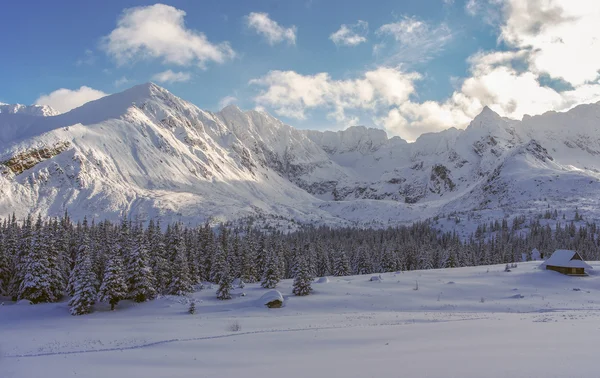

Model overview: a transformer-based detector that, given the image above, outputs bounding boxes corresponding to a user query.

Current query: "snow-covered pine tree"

[292,256,313,296]
[210,244,227,284]
[216,261,233,300]
[9,214,33,299]
[0,228,9,296]
[356,246,372,275]
[98,247,127,311]
[240,231,258,283]
[261,251,280,289]
[147,220,170,293]
[18,215,53,303]
[69,219,97,315]
[380,247,398,273]
[47,219,65,301]
[333,251,351,277]
[315,247,331,277]
[167,227,193,295]
[126,222,157,302]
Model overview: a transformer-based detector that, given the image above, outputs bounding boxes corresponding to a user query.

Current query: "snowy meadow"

[2,261,600,378]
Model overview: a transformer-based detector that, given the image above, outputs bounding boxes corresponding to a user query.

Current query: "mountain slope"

[1,83,599,227]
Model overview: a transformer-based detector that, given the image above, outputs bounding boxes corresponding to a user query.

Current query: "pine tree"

[333,251,350,277]
[0,229,10,296]
[292,256,312,296]
[216,261,233,300]
[47,220,66,301]
[18,215,53,303]
[167,233,193,295]
[69,220,97,315]
[210,244,227,284]
[126,223,156,302]
[148,220,170,293]
[98,248,127,310]
[261,251,280,289]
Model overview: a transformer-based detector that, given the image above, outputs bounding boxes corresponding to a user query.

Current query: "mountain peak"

[0,103,60,117]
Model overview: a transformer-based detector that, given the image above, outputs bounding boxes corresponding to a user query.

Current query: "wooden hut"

[540,250,592,276]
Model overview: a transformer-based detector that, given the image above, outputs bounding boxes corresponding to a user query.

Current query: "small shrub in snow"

[480,297,485,303]
[414,280,419,291]
[228,320,242,332]
[188,300,196,314]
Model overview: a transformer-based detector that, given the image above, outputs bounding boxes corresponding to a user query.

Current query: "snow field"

[2,262,600,377]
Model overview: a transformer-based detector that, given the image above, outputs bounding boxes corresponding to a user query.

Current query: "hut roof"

[540,250,593,270]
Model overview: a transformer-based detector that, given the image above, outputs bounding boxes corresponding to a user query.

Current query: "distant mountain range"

[1,83,599,228]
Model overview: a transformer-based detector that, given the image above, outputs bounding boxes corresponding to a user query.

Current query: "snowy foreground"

[2,262,600,378]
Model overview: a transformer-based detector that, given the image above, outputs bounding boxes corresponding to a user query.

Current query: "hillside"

[1,83,599,227]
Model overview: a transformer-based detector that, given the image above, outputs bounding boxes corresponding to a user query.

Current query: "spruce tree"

[18,215,53,303]
[69,220,97,315]
[47,220,66,301]
[293,256,313,296]
[210,244,227,284]
[216,261,233,300]
[126,223,156,302]
[98,248,127,310]
[0,230,10,296]
[148,220,170,293]
[167,235,193,295]
[333,251,351,277]
[261,252,280,289]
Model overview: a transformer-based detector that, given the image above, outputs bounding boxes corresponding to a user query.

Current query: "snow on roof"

[540,250,593,269]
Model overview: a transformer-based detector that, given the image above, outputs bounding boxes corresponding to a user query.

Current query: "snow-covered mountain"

[0,103,60,117]
[1,83,599,227]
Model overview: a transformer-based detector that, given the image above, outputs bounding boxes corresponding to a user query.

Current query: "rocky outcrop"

[1,141,71,175]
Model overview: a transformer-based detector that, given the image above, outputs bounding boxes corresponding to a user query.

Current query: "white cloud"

[113,76,130,87]
[151,70,192,83]
[465,0,504,25]
[375,16,453,64]
[35,86,108,113]
[102,4,235,67]
[218,95,238,109]
[250,67,420,124]
[245,12,296,45]
[251,1,600,141]
[500,0,600,87]
[330,21,368,46]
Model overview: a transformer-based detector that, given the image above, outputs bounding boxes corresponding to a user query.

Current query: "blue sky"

[1,0,599,140]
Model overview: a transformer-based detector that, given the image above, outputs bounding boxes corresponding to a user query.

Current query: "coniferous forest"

[1,212,599,315]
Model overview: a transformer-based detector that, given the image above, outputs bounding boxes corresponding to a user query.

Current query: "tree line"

[0,212,598,315]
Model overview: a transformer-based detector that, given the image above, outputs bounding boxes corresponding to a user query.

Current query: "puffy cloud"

[250,67,420,123]
[375,16,453,64]
[102,4,235,67]
[151,70,191,83]
[251,1,600,141]
[218,95,238,109]
[35,86,108,113]
[329,21,368,46]
[245,12,296,45]
[500,0,600,86]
